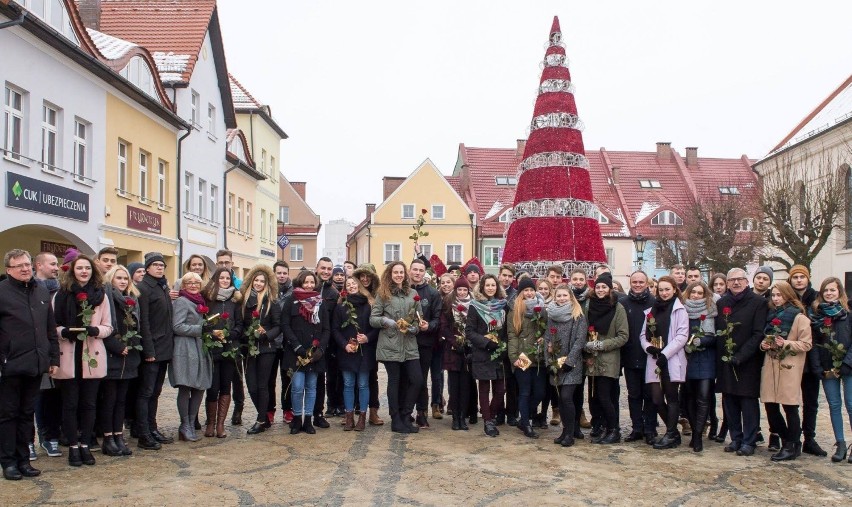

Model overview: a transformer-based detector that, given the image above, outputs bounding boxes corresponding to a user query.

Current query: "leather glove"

[645,346,662,356]
[840,364,852,377]
[485,341,499,352]
[559,363,573,374]
[699,335,715,347]
[311,349,323,362]
[656,354,668,369]
[730,356,742,367]
[86,326,99,337]
[61,328,74,339]
[586,340,604,352]
[381,317,397,329]
[293,344,304,354]
[201,321,214,333]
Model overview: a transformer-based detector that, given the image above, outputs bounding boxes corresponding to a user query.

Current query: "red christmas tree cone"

[502,16,607,277]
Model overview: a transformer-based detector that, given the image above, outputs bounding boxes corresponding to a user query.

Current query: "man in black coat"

[714,268,768,456]
[0,249,59,480]
[135,252,175,450]
[409,258,442,428]
[619,270,658,444]
[313,257,339,427]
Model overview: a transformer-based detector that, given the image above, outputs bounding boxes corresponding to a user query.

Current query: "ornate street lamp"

[633,234,647,271]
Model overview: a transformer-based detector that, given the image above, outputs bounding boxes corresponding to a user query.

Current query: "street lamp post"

[633,234,647,272]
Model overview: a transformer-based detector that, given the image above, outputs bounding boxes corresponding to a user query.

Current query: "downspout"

[0,12,25,30]
[223,161,240,249]
[176,129,191,268]
[366,224,371,266]
[470,213,476,258]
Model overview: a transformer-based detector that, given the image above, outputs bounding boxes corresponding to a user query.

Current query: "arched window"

[650,210,683,226]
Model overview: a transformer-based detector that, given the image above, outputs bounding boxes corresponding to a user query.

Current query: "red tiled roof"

[455,145,521,238]
[97,0,216,84]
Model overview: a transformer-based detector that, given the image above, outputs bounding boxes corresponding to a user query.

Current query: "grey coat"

[168,296,213,390]
[546,312,588,386]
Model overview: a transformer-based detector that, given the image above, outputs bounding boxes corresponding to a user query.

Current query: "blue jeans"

[514,366,547,426]
[342,370,369,413]
[822,375,852,443]
[290,371,318,417]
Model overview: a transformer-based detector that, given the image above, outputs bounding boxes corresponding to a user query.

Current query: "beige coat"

[760,313,812,405]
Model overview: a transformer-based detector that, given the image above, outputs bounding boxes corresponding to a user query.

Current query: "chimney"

[656,142,672,160]
[382,176,406,200]
[366,203,376,219]
[290,181,306,201]
[685,147,698,168]
[516,139,527,157]
[77,0,102,30]
[611,167,619,185]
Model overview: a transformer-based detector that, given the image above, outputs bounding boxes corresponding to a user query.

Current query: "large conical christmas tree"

[502,16,607,278]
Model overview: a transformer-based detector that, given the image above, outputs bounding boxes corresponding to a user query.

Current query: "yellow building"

[224,128,265,279]
[347,159,475,268]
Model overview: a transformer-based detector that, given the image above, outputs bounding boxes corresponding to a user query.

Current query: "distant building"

[277,177,321,270]
[323,219,354,265]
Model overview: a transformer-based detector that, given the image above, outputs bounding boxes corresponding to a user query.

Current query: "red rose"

[533,306,542,313]
[421,208,427,215]
[252,310,260,319]
[699,314,706,321]
[312,339,320,348]
[489,319,497,327]
[340,290,348,298]
[823,317,832,327]
[647,313,653,321]
[771,318,782,327]
[60,265,69,272]
[125,298,136,307]
[221,312,230,320]
[456,304,465,312]
[413,295,421,302]
[197,304,209,314]
[588,326,595,333]
[722,307,732,316]
[550,327,557,335]
[76,293,88,302]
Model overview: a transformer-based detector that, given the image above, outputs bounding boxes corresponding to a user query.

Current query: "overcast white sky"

[217,0,852,238]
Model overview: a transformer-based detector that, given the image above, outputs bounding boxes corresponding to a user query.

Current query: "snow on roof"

[151,52,190,74]
[86,28,137,60]
[769,75,852,154]
[229,74,261,109]
[483,201,505,220]
[634,201,660,223]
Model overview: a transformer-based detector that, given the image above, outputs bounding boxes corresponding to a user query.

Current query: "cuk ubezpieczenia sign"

[127,205,162,234]
[6,172,89,222]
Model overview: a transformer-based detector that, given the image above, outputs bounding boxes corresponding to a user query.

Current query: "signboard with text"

[6,172,89,221]
[127,205,162,234]
[40,240,76,258]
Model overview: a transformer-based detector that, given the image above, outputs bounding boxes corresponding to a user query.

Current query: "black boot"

[554,428,570,445]
[114,435,132,456]
[771,441,798,461]
[137,433,161,450]
[768,433,781,452]
[802,439,828,457]
[246,421,267,435]
[302,416,316,434]
[469,413,478,424]
[313,414,330,429]
[459,412,469,431]
[521,424,539,439]
[79,445,96,465]
[484,420,498,437]
[102,436,121,456]
[451,415,461,431]
[707,417,719,441]
[653,431,680,450]
[573,427,585,439]
[831,441,848,463]
[391,415,409,434]
[290,417,302,435]
[590,426,604,444]
[231,403,243,426]
[600,429,621,444]
[68,446,83,467]
[402,410,419,434]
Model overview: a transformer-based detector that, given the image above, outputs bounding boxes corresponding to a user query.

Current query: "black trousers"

[686,378,713,438]
[265,350,292,413]
[416,346,433,412]
[558,384,578,433]
[369,366,380,409]
[58,378,101,446]
[624,367,657,434]
[502,359,518,418]
[383,360,422,419]
[801,372,820,440]
[135,360,168,435]
[207,358,235,402]
[0,375,41,468]
[99,379,130,434]
[573,375,586,426]
[326,351,343,411]
[723,393,760,446]
[447,370,472,416]
[246,353,276,424]
[651,377,681,434]
[765,402,802,443]
[36,385,62,441]
[591,376,620,430]
[232,357,246,407]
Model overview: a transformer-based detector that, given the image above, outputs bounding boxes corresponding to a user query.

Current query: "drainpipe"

[176,129,191,268]
[0,12,25,30]
[223,161,239,249]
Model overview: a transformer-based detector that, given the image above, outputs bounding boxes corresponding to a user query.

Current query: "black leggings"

[59,378,101,446]
[765,402,802,443]
[558,384,578,433]
[246,353,276,423]
[651,377,681,434]
[99,379,129,434]
[207,359,235,402]
[591,376,619,430]
[383,360,423,419]
[687,378,713,437]
[447,370,472,417]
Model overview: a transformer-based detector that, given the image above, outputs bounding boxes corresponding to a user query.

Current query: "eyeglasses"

[728,277,747,283]
[7,263,32,269]
[184,281,202,286]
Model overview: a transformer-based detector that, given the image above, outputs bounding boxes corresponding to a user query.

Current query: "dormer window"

[498,210,511,223]
[22,0,79,46]
[719,186,740,195]
[651,210,683,226]
[639,180,662,189]
[495,176,518,186]
[595,210,610,224]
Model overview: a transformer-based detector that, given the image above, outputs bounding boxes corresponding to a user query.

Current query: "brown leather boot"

[355,412,366,431]
[216,395,231,438]
[343,411,355,431]
[369,407,384,426]
[204,401,217,437]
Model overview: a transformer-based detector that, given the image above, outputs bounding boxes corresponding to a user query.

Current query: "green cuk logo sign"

[12,181,22,200]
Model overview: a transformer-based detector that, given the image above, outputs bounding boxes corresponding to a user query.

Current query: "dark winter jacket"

[714,290,768,397]
[619,290,656,369]
[103,286,141,380]
[318,281,339,356]
[685,315,716,380]
[441,307,470,372]
[412,282,442,349]
[332,294,378,373]
[810,312,852,376]
[797,286,820,377]
[137,274,174,361]
[241,293,281,356]
[204,291,243,361]
[281,293,330,373]
[466,308,507,381]
[0,276,59,377]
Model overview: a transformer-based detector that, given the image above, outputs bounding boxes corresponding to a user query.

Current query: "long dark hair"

[60,254,103,290]
[293,270,317,289]
[378,261,410,301]
[203,267,233,300]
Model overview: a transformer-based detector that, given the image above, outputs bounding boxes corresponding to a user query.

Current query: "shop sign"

[40,240,76,258]
[127,205,162,234]
[6,172,89,221]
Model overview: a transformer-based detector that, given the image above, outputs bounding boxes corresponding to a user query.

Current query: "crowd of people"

[1,246,851,481]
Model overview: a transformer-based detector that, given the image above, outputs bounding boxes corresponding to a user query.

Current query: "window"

[260,208,267,241]
[605,248,614,267]
[290,244,304,262]
[495,176,518,185]
[41,104,58,171]
[190,90,200,128]
[4,86,24,161]
[596,209,610,224]
[228,193,235,228]
[419,244,432,259]
[270,156,276,182]
[655,244,666,270]
[484,246,500,266]
[268,212,275,244]
[651,210,683,226]
[246,202,253,235]
[736,218,756,232]
[431,205,445,220]
[719,186,740,195]
[117,141,128,194]
[279,206,290,224]
[401,204,415,219]
[446,244,463,264]
[157,160,167,208]
[73,119,88,181]
[207,103,215,137]
[138,150,149,202]
[499,210,511,223]
[384,244,401,264]
[639,180,662,189]
[260,149,267,175]
[197,178,207,218]
[210,185,218,223]
[184,172,193,214]
[237,197,243,231]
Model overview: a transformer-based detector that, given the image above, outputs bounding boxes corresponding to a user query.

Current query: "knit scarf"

[470,297,506,330]
[628,288,650,304]
[809,301,847,323]
[452,295,471,324]
[765,304,800,336]
[651,296,676,344]
[215,286,236,302]
[293,287,322,324]
[54,281,106,328]
[683,298,717,320]
[725,287,751,304]
[587,293,616,335]
[179,289,206,307]
[545,299,575,323]
[572,286,590,302]
[523,293,546,317]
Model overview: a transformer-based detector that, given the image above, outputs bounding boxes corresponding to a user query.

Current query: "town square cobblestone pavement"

[2,373,850,506]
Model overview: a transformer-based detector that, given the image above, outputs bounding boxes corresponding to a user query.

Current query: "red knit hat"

[501,16,606,278]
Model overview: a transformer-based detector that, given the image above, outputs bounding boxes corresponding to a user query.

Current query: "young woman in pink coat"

[53,254,113,467]
[639,275,688,450]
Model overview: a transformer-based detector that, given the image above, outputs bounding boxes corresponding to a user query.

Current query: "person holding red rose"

[169,272,214,442]
[201,267,243,438]
[282,270,329,435]
[53,254,113,466]
[441,276,474,430]
[508,277,549,438]
[683,281,717,452]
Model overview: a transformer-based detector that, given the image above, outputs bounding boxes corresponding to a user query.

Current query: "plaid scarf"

[765,304,800,336]
[293,287,322,324]
[470,298,506,330]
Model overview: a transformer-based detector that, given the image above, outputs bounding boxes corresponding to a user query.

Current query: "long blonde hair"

[241,264,278,317]
[554,284,583,319]
[104,265,140,298]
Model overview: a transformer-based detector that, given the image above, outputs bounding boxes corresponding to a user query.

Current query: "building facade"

[323,219,355,265]
[277,177,320,270]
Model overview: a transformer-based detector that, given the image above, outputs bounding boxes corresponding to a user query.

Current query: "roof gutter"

[0,11,24,30]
